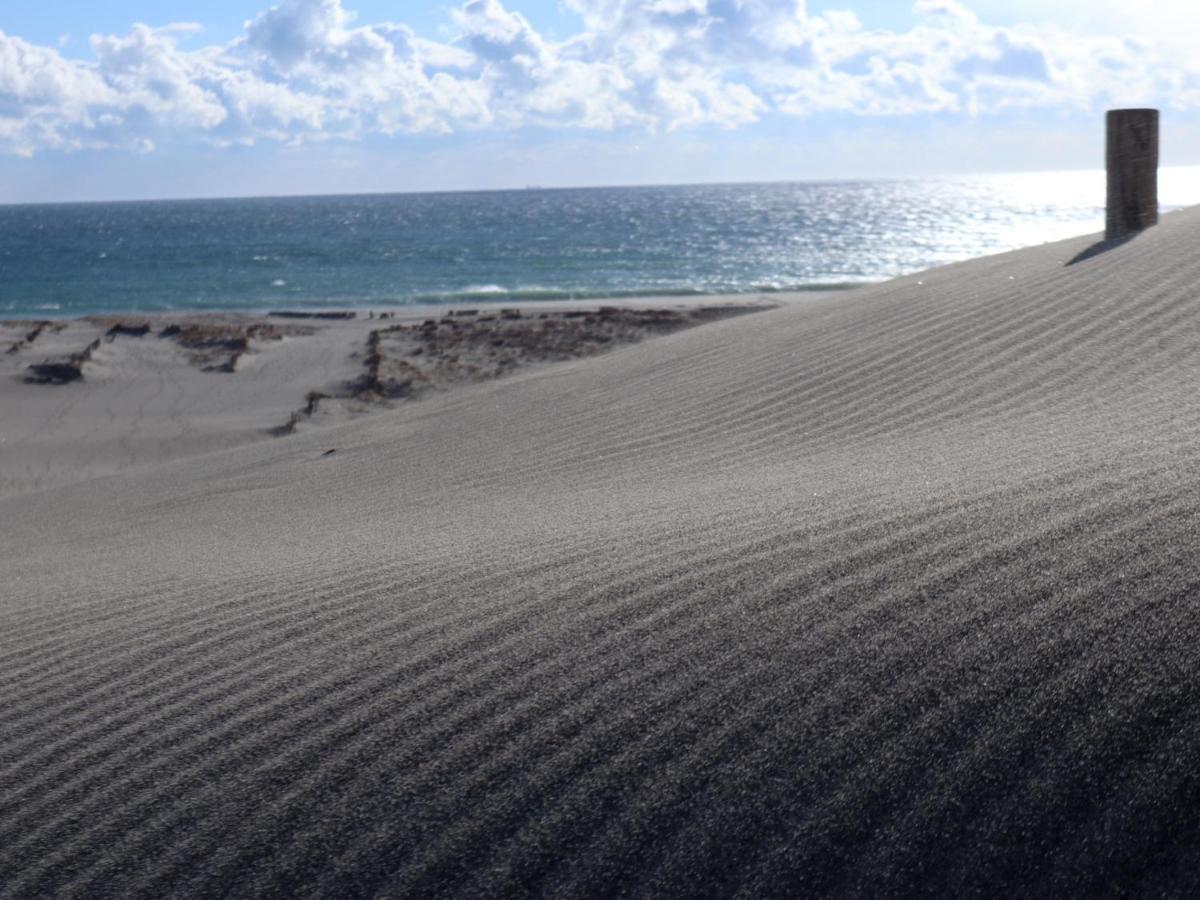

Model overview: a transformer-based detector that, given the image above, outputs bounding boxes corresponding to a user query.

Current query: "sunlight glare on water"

[0,168,1197,318]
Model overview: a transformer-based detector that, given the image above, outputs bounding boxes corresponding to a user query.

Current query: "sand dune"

[5,210,1200,895]
[0,303,759,499]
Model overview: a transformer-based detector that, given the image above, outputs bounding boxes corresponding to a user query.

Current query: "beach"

[0,298,770,498]
[4,207,1200,894]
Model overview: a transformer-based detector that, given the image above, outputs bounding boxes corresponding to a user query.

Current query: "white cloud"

[0,30,118,155]
[91,25,228,130]
[245,0,352,70]
[0,0,1197,157]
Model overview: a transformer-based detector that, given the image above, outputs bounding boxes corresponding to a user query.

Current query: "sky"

[1,0,1199,202]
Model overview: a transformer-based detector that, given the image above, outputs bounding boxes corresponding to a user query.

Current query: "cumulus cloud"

[0,0,1196,156]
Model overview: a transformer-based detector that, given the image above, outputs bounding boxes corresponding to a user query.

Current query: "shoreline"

[0,283,863,324]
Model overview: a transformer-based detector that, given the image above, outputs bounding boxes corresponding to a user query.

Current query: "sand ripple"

[4,212,1200,895]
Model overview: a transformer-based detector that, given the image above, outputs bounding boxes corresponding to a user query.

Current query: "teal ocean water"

[2,169,1198,318]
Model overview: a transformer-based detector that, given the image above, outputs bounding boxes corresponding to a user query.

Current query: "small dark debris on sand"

[268,310,357,320]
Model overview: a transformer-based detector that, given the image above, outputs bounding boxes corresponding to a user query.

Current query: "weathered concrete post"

[1106,108,1159,240]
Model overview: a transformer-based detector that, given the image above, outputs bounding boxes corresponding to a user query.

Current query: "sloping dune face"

[6,210,1200,896]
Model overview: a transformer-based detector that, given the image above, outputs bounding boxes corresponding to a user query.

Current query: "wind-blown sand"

[4,210,1200,895]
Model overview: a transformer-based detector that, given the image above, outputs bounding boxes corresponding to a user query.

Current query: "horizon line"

[10,164,1198,209]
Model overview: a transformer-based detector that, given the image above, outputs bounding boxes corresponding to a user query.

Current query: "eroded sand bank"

[0,298,770,497]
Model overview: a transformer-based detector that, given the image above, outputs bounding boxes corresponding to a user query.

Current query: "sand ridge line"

[23,337,101,385]
[271,303,771,435]
[4,319,65,355]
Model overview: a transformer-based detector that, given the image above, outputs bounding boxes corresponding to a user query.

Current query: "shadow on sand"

[1066,231,1140,266]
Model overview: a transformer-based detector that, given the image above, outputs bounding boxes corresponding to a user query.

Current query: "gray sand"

[3,211,1200,895]
[0,301,765,498]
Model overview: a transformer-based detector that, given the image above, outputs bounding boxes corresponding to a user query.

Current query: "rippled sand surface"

[4,211,1200,895]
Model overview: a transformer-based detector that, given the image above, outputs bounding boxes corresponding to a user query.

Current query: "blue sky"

[2,0,1199,202]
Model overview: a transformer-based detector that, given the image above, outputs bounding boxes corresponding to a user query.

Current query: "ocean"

[2,168,1198,319]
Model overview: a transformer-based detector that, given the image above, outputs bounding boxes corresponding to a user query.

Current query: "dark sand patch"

[356,304,762,400]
